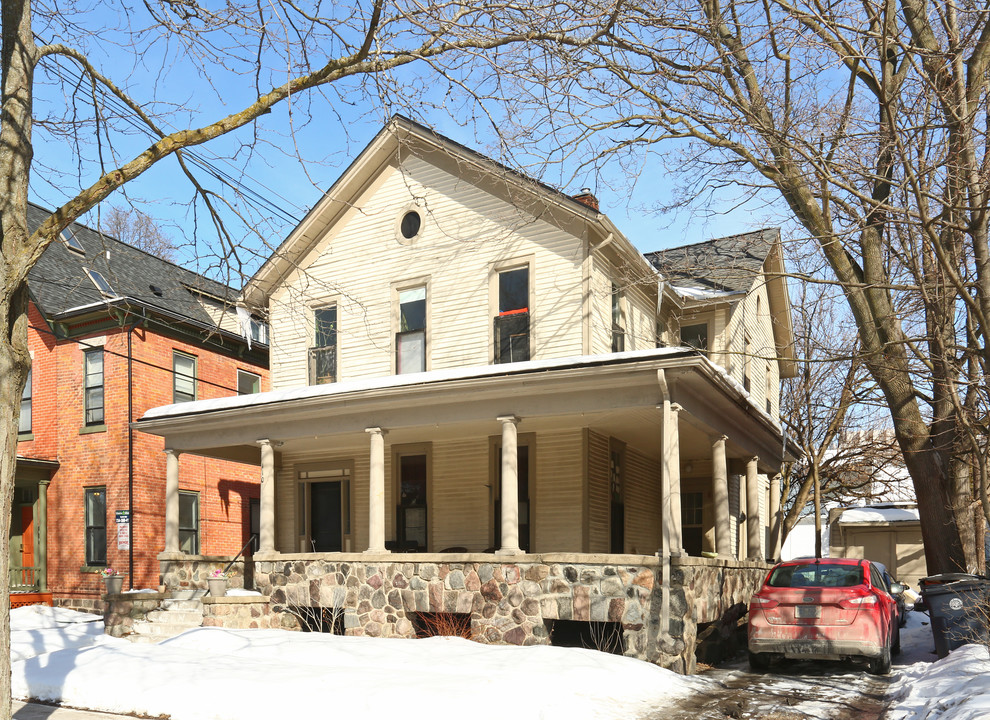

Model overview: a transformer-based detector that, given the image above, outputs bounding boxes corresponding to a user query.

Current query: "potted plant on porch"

[101,567,123,595]
[207,569,230,597]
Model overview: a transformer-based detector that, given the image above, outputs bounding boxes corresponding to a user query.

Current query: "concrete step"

[130,619,199,637]
[146,609,203,624]
[160,598,204,612]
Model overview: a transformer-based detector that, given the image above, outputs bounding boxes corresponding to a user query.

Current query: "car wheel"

[893,623,901,655]
[748,651,771,672]
[869,646,892,675]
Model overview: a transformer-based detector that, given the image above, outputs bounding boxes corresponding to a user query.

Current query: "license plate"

[795,605,821,619]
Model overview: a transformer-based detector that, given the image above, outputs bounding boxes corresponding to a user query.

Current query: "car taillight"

[750,595,779,610]
[839,594,877,609]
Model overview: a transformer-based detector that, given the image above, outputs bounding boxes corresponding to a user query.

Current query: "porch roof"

[135,348,798,470]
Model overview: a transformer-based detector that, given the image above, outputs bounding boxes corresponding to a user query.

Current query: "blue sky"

[28,4,785,285]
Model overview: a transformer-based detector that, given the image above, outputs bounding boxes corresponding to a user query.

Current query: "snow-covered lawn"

[10,605,703,720]
[9,604,990,719]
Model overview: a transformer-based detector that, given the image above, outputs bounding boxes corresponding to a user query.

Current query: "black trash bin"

[919,573,990,659]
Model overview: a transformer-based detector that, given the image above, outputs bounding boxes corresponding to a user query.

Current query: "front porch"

[136,350,795,670]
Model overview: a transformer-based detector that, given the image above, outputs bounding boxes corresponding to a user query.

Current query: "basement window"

[412,612,473,639]
[548,620,624,655]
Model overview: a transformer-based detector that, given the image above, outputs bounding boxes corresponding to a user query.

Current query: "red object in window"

[498,307,529,317]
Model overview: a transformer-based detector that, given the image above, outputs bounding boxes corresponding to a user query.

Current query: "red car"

[748,558,901,674]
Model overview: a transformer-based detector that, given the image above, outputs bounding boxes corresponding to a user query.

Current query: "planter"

[104,576,124,595]
[208,578,229,597]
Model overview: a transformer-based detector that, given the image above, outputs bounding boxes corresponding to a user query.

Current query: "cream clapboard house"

[135,116,798,670]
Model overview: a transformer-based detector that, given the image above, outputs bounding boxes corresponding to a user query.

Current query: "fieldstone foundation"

[109,552,768,673]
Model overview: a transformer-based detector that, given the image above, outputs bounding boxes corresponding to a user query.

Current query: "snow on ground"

[11,604,990,720]
[10,607,702,720]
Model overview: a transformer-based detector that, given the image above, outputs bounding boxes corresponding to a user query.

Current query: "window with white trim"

[237,369,261,395]
[397,287,427,374]
[19,366,31,435]
[173,352,197,403]
[494,266,530,363]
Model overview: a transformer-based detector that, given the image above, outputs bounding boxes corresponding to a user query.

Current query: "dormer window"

[86,269,115,297]
[61,228,85,254]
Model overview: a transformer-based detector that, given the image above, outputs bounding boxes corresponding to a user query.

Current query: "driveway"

[645,609,936,720]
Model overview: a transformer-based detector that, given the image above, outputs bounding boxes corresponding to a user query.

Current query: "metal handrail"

[221,533,258,577]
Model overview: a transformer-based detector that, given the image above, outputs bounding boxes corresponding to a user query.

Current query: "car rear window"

[767,563,864,588]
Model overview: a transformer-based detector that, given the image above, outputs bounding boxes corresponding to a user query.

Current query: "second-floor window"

[680,323,708,353]
[84,349,104,426]
[309,305,337,385]
[19,367,31,435]
[494,266,530,363]
[397,287,427,374]
[238,369,261,395]
[173,352,197,403]
[611,283,625,353]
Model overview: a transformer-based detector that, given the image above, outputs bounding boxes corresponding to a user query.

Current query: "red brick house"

[14,203,269,609]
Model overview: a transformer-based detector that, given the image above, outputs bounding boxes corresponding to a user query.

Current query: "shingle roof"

[26,202,233,325]
[645,228,779,294]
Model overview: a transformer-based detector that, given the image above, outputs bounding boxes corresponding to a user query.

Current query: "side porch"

[11,456,55,604]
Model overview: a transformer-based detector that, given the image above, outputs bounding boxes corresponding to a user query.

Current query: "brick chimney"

[572,187,599,212]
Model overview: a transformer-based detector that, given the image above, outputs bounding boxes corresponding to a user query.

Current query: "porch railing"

[10,566,40,591]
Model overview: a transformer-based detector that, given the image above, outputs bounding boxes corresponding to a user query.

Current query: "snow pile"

[11,610,700,720]
[10,605,116,663]
[887,644,990,720]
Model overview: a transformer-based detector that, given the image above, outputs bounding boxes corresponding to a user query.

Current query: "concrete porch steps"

[127,598,204,643]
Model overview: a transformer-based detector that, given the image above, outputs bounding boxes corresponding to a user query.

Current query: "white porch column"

[164,448,180,553]
[770,473,782,561]
[662,402,684,556]
[712,435,731,558]
[746,456,761,560]
[365,427,389,554]
[258,439,276,554]
[496,415,522,556]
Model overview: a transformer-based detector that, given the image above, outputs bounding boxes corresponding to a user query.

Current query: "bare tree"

[0,3,607,716]
[99,206,177,262]
[778,250,905,556]
[502,0,990,575]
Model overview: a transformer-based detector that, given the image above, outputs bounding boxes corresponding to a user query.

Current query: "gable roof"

[243,114,653,307]
[27,202,232,326]
[645,228,778,295]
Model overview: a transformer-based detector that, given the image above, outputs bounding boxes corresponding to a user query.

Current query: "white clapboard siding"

[430,438,491,551]
[269,156,586,390]
[533,430,585,552]
[723,272,780,419]
[624,446,661,555]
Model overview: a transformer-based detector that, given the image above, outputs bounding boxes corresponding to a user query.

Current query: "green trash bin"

[919,573,990,659]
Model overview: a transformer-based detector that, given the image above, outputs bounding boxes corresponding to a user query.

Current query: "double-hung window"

[494,267,530,363]
[309,306,337,384]
[173,352,197,403]
[396,287,427,374]
[85,487,107,566]
[179,491,200,554]
[84,349,104,426]
[680,323,708,353]
[19,367,31,434]
[611,283,625,353]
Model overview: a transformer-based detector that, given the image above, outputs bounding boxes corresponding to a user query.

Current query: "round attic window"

[400,210,421,240]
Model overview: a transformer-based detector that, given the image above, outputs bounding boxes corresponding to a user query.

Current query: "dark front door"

[311,482,342,552]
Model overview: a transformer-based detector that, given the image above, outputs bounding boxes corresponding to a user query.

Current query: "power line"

[29,322,261,398]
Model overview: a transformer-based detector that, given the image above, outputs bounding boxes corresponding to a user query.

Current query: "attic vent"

[149,284,164,297]
[396,208,423,244]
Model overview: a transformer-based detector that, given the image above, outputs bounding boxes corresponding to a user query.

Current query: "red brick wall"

[17,303,268,600]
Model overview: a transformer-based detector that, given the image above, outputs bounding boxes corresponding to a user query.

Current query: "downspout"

[126,314,142,589]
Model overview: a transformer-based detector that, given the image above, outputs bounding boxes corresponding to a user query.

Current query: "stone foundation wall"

[150,552,767,673]
[201,597,289,630]
[103,593,166,638]
[159,553,249,591]
[669,557,768,671]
